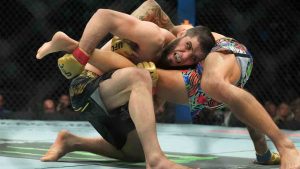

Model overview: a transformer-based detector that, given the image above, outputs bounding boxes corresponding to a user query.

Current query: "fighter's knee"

[126,67,152,86]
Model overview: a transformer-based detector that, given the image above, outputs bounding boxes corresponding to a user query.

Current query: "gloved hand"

[136,61,159,87]
[111,36,133,57]
[255,149,280,165]
[57,54,84,79]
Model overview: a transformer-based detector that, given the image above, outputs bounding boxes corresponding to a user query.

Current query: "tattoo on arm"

[131,0,175,30]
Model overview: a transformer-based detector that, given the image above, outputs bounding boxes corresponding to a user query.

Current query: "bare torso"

[85,26,174,75]
[129,26,174,63]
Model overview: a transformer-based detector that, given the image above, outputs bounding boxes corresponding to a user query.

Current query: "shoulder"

[212,32,226,40]
[205,51,236,65]
[160,28,176,44]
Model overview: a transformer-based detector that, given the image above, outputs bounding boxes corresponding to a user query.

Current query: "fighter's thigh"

[98,67,150,110]
[121,130,145,162]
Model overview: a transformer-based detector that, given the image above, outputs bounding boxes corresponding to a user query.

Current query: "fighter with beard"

[36,5,214,169]
[36,1,300,168]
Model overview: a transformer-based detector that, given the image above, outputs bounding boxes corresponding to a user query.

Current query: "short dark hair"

[185,25,215,60]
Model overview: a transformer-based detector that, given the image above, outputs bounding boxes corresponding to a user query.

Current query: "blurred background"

[0,0,299,129]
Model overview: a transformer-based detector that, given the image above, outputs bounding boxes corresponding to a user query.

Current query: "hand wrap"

[255,149,280,165]
[72,47,89,65]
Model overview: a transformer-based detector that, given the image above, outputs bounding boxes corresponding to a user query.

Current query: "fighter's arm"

[131,0,195,37]
[156,69,188,104]
[79,9,163,55]
[89,50,135,72]
[131,0,175,31]
[101,0,176,51]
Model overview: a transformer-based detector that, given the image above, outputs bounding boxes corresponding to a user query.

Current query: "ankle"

[275,137,295,154]
[57,130,77,149]
[254,138,268,155]
[256,149,271,162]
[147,153,166,168]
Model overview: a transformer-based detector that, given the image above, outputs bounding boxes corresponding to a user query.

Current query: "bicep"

[106,10,161,44]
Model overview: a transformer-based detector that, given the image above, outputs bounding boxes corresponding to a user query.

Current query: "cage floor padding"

[0,120,299,169]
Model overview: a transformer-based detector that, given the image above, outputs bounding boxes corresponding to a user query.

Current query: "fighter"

[36,0,300,168]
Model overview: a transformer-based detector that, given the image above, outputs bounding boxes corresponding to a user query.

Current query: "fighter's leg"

[36,31,78,59]
[99,67,191,169]
[247,126,268,154]
[201,52,300,169]
[40,130,125,162]
[247,126,280,164]
[36,31,135,73]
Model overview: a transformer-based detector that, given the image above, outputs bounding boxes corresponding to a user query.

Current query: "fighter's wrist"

[256,149,271,162]
[72,47,90,65]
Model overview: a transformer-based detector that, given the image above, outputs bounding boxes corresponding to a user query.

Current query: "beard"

[157,38,181,69]
[157,37,197,70]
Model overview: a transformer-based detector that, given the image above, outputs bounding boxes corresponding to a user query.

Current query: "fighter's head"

[158,25,215,69]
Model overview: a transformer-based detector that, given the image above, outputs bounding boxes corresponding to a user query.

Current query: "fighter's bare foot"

[147,155,195,169]
[40,130,76,162]
[279,149,300,169]
[36,31,78,59]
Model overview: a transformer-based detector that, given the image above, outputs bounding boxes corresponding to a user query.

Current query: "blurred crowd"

[190,97,300,130]
[0,93,81,121]
[0,0,298,133]
[1,92,300,130]
[154,97,300,131]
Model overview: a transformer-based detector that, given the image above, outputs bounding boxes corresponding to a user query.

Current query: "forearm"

[131,0,175,30]
[89,50,135,72]
[79,9,116,55]
[156,69,188,104]
[79,9,137,55]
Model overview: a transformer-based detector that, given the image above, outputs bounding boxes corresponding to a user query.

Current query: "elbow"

[95,8,112,18]
[94,9,116,31]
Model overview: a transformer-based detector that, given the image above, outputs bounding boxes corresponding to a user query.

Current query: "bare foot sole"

[36,31,78,59]
[40,130,75,162]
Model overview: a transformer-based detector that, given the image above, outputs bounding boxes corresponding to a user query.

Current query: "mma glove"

[111,36,133,57]
[136,61,159,87]
[57,47,90,79]
[57,53,85,79]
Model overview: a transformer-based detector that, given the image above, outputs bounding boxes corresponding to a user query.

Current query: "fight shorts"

[181,37,253,115]
[69,70,135,149]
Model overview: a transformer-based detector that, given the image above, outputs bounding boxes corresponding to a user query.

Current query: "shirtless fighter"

[36,1,300,168]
